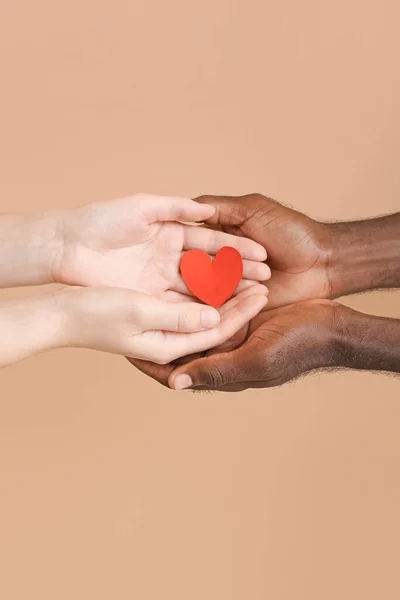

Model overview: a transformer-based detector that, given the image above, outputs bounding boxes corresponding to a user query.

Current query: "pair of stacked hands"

[1,193,399,391]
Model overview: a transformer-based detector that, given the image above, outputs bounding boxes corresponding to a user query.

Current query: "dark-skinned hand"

[128,195,400,389]
[193,193,332,309]
[128,300,347,391]
[128,193,333,386]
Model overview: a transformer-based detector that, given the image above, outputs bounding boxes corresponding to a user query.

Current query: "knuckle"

[204,363,226,388]
[178,307,200,332]
[249,192,264,202]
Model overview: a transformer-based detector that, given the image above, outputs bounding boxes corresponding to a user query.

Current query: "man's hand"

[170,300,341,391]
[194,193,332,309]
[129,300,340,390]
[194,194,400,307]
[128,194,400,389]
[127,191,331,382]
[129,299,400,391]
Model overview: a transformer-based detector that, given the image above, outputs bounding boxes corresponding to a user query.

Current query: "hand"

[126,192,331,383]
[193,193,332,308]
[54,194,270,297]
[167,300,341,390]
[128,300,339,389]
[167,298,400,390]
[54,284,268,365]
[127,195,400,389]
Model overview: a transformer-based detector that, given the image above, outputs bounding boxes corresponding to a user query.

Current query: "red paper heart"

[180,246,243,308]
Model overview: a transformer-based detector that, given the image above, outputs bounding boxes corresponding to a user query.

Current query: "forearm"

[325,213,400,298]
[0,212,64,287]
[331,304,400,374]
[0,293,66,367]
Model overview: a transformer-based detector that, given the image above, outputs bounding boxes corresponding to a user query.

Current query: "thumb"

[168,341,259,390]
[139,296,221,333]
[141,195,215,224]
[194,195,252,228]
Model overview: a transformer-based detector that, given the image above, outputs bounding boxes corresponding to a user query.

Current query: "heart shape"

[180,246,243,308]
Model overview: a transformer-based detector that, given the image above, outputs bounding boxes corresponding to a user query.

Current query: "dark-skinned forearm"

[325,213,400,298]
[331,305,400,374]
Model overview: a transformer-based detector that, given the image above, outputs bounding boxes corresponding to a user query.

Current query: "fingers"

[203,285,261,354]
[161,290,200,303]
[168,341,260,390]
[126,357,173,388]
[182,223,267,261]
[139,194,215,224]
[242,260,271,281]
[205,324,249,355]
[140,296,221,333]
[215,282,268,313]
[194,194,259,227]
[171,257,270,297]
[150,286,268,363]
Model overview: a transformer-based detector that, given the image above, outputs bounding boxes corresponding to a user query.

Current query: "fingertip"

[237,283,268,298]
[242,293,268,312]
[253,262,271,281]
[201,203,216,215]
[236,279,258,292]
[253,244,268,261]
[263,263,272,280]
[192,202,216,221]
[251,284,269,296]
[237,240,267,262]
[201,306,221,329]
[170,373,193,390]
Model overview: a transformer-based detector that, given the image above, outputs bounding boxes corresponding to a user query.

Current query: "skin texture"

[0,194,273,368]
[129,194,400,390]
[55,194,271,297]
[129,300,400,392]
[57,284,268,365]
[0,194,270,293]
[0,271,268,369]
[326,213,400,297]
[193,193,333,309]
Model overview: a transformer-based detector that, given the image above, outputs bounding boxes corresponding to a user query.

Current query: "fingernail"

[201,307,220,329]
[173,374,193,390]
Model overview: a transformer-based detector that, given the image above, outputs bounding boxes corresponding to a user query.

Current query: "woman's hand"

[0,284,268,368]
[0,194,270,292]
[54,194,270,297]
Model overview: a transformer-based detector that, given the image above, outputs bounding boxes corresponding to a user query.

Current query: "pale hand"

[55,194,271,297]
[57,284,268,364]
[0,284,268,368]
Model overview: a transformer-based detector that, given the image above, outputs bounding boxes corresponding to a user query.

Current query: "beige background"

[0,1,399,598]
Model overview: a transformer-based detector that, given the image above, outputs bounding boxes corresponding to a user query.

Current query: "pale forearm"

[0,293,66,367]
[0,211,64,288]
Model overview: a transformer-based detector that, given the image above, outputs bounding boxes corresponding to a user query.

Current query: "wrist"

[329,304,400,373]
[34,210,67,285]
[0,292,69,367]
[49,286,114,351]
[293,301,349,372]
[49,287,86,348]
[324,214,400,298]
[0,210,66,287]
